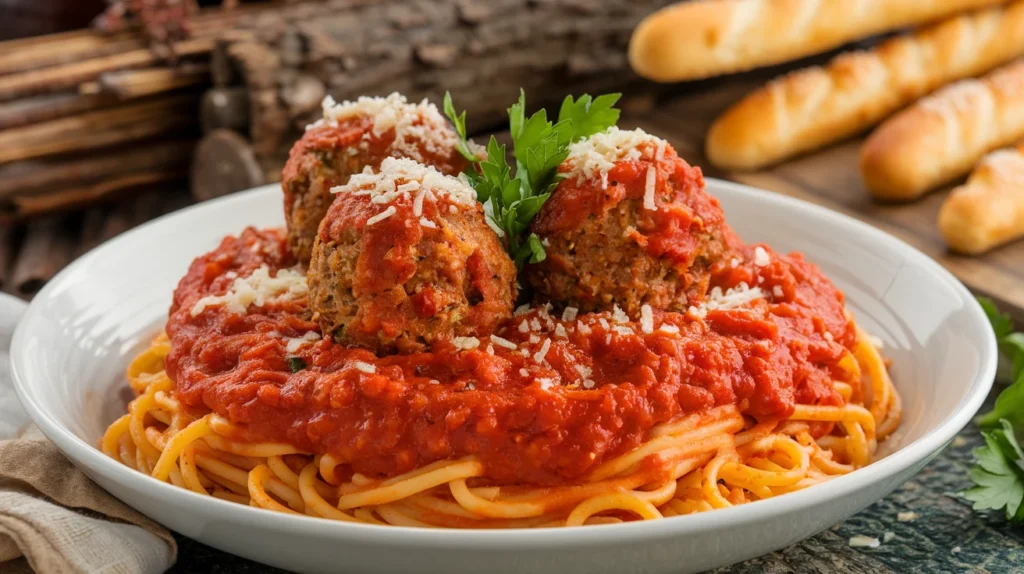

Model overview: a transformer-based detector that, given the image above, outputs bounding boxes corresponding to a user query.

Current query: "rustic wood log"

[9,213,77,297]
[0,94,199,164]
[0,29,145,76]
[0,140,195,200]
[0,171,184,223]
[214,0,677,181]
[200,87,250,133]
[91,63,211,99]
[190,129,266,201]
[0,37,214,102]
[0,92,113,131]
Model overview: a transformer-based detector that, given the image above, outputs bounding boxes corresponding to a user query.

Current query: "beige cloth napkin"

[0,294,176,574]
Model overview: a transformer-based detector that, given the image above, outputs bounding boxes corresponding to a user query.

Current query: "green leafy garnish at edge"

[963,419,1024,522]
[443,90,621,267]
[962,297,1024,522]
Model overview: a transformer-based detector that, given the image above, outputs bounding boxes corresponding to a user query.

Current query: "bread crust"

[860,59,1024,200]
[629,0,1007,83]
[939,143,1024,254]
[705,1,1024,171]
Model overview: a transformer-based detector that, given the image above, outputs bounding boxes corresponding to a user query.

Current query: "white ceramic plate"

[10,180,997,574]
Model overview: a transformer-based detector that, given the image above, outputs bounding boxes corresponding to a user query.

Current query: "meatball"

[282,93,472,264]
[308,157,517,354]
[525,127,733,315]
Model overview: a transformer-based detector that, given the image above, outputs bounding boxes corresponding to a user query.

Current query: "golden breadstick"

[939,143,1024,254]
[861,59,1024,201]
[629,0,1007,82]
[705,1,1024,171]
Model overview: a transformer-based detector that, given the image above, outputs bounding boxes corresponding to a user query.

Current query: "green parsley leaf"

[445,89,621,268]
[976,297,1024,428]
[442,91,482,163]
[963,419,1024,522]
[286,357,306,373]
[979,296,1014,341]
[557,93,622,141]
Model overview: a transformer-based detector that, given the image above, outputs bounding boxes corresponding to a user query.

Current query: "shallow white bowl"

[10,180,997,574]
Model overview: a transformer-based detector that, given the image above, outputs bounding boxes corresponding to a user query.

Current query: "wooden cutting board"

[622,78,1024,322]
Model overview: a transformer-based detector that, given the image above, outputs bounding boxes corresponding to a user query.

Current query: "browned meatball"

[525,128,733,315]
[282,93,472,264]
[308,157,517,354]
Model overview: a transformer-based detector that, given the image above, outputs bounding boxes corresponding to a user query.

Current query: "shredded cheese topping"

[452,337,481,351]
[643,165,657,210]
[640,305,654,334]
[689,282,765,319]
[564,127,667,188]
[753,246,770,267]
[191,265,308,317]
[284,331,321,353]
[353,361,377,374]
[308,92,461,162]
[332,157,477,229]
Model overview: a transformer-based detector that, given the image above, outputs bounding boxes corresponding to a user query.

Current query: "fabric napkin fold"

[0,294,176,574]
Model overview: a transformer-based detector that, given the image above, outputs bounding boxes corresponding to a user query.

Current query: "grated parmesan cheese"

[334,157,475,203]
[772,285,784,298]
[536,377,554,391]
[518,320,530,333]
[564,127,667,188]
[612,305,629,324]
[515,304,531,316]
[577,322,592,335]
[896,511,918,522]
[575,364,593,379]
[353,361,376,374]
[309,93,461,162]
[583,379,596,389]
[658,324,680,334]
[419,217,437,229]
[191,265,308,317]
[753,246,770,267]
[561,307,578,322]
[691,282,764,319]
[366,205,397,226]
[490,334,517,350]
[284,331,321,353]
[555,324,568,338]
[452,337,480,351]
[643,165,657,210]
[533,338,552,363]
[848,535,880,548]
[883,532,895,543]
[640,304,654,334]
[519,368,529,377]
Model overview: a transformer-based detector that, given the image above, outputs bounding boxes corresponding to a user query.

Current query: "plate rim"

[9,177,997,546]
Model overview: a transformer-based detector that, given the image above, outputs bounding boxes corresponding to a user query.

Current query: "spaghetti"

[102,325,900,528]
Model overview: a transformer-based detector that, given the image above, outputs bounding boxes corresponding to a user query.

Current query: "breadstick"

[704,1,1024,171]
[938,143,1024,254]
[629,0,1007,82]
[860,59,1024,201]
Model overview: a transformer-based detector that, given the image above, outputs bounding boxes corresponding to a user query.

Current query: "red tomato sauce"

[164,222,853,485]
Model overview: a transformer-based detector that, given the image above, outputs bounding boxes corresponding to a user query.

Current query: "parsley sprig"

[962,297,1024,522]
[443,90,621,267]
